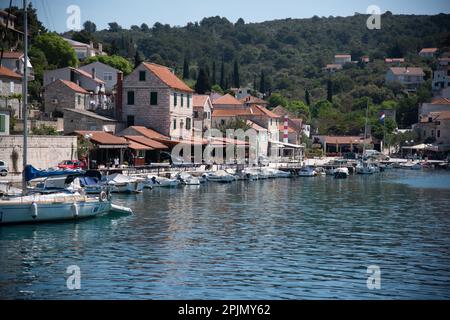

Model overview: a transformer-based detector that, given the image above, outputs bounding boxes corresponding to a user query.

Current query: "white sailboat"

[0,2,131,225]
[356,100,377,175]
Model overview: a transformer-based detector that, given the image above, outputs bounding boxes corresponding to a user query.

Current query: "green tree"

[83,21,97,33]
[220,58,225,89]
[211,61,217,85]
[108,22,122,32]
[33,33,78,69]
[195,68,211,94]
[183,55,190,79]
[233,59,240,88]
[305,89,311,106]
[259,71,266,94]
[327,79,333,103]
[84,55,133,75]
[268,93,288,109]
[134,50,144,68]
[288,100,311,120]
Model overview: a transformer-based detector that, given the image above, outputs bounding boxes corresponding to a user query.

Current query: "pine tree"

[233,59,240,88]
[305,89,311,106]
[195,68,211,94]
[327,79,333,103]
[183,55,190,79]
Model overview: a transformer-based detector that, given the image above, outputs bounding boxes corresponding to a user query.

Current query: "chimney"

[91,67,96,79]
[116,72,124,121]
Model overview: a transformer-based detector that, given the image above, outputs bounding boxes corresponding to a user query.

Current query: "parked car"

[0,160,8,176]
[57,160,87,170]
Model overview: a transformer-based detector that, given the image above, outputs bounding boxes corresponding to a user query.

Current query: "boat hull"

[0,200,111,225]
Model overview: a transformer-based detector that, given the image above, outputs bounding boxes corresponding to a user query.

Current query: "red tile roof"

[436,111,450,120]
[212,105,280,119]
[75,131,129,146]
[143,62,193,92]
[59,79,89,94]
[431,97,450,105]
[127,126,170,140]
[124,135,169,150]
[212,93,243,106]
[127,141,153,150]
[240,96,268,105]
[0,65,22,79]
[335,54,351,58]
[278,124,296,133]
[74,68,105,84]
[1,51,23,59]
[324,136,372,145]
[193,95,209,107]
[389,67,425,76]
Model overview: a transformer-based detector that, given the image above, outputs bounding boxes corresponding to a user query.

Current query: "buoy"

[72,203,79,218]
[31,202,38,219]
[99,191,108,202]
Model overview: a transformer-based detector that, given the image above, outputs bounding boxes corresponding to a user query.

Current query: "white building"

[386,67,425,91]
[79,61,121,94]
[63,38,106,61]
[334,54,351,65]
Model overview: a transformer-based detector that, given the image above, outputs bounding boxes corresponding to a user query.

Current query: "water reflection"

[0,170,450,299]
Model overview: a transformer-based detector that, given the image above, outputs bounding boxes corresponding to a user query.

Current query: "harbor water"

[0,169,449,299]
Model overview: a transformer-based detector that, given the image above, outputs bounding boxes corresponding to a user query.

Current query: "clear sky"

[2,0,450,32]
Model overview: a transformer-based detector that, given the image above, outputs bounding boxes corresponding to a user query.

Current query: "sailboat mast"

[21,0,28,194]
[363,99,368,155]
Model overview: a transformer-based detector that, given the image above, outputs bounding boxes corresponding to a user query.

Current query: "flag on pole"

[379,112,386,124]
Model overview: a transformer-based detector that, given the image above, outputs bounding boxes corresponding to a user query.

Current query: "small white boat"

[265,168,291,178]
[241,168,260,180]
[298,167,317,177]
[204,170,236,183]
[356,161,376,174]
[0,192,112,225]
[176,172,201,185]
[334,167,349,179]
[106,173,145,193]
[145,175,180,188]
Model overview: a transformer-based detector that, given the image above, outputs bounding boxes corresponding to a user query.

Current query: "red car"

[58,160,87,170]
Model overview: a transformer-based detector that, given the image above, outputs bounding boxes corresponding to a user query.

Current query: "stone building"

[193,95,213,131]
[121,62,194,141]
[43,79,89,115]
[63,109,118,135]
[0,65,22,119]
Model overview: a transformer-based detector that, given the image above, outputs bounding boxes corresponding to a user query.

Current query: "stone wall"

[43,80,87,114]
[64,110,117,134]
[0,135,77,173]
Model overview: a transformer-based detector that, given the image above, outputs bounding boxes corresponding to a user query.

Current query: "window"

[173,119,177,130]
[127,115,135,127]
[0,114,5,133]
[181,94,184,107]
[10,81,14,93]
[193,111,199,118]
[139,71,146,81]
[150,92,158,105]
[187,95,190,108]
[104,72,113,81]
[127,91,135,105]
[221,120,225,126]
[437,130,441,138]
[174,93,177,106]
[77,95,81,105]
[186,118,191,130]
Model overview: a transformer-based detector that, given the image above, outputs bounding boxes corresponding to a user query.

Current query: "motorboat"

[334,167,349,179]
[204,170,236,183]
[356,161,376,174]
[264,168,291,178]
[241,168,260,180]
[106,173,145,193]
[298,167,317,177]
[176,172,201,185]
[0,166,115,225]
[145,175,180,188]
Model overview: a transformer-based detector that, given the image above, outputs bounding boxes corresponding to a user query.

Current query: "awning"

[128,141,153,151]
[124,135,169,150]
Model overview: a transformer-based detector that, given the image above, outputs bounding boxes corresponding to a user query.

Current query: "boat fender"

[72,203,79,217]
[31,202,38,219]
[99,191,108,202]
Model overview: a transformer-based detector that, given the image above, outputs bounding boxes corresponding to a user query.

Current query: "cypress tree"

[233,59,240,88]
[134,50,144,68]
[327,79,333,103]
[183,55,190,79]
[259,71,265,94]
[220,58,225,89]
[211,61,217,85]
[195,68,211,94]
[305,89,311,106]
